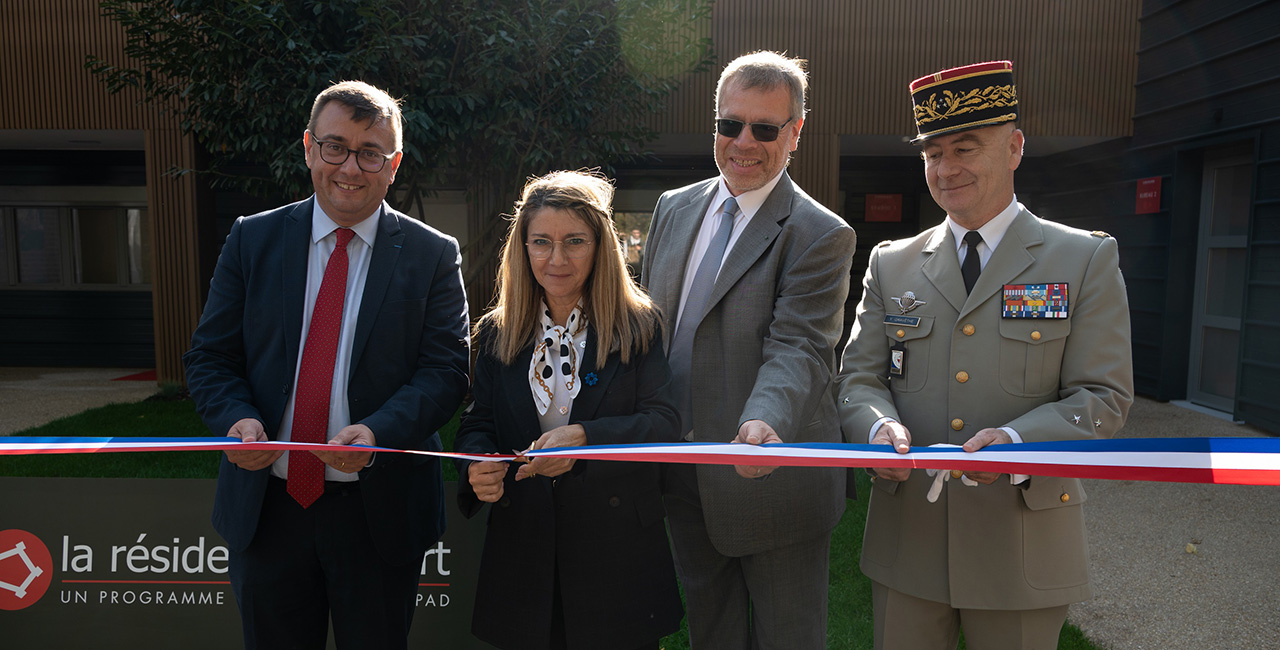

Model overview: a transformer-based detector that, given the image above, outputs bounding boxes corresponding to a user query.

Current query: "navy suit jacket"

[184,197,470,566]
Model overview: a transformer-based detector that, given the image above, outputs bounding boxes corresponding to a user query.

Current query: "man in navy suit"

[184,81,470,649]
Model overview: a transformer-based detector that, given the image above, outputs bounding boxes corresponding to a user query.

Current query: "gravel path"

[1069,397,1280,649]
[0,367,157,435]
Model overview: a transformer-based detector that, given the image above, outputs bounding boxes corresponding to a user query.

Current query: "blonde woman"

[455,170,682,650]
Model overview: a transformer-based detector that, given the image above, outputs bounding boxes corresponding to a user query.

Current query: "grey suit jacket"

[643,172,857,556]
[837,207,1134,609]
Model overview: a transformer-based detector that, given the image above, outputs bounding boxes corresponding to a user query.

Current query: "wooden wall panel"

[648,0,1141,139]
[144,129,203,384]
[2,1,200,381]
[3,0,1143,381]
[789,133,839,213]
[0,0,151,130]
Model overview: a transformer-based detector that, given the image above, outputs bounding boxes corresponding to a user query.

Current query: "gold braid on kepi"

[910,60,1018,143]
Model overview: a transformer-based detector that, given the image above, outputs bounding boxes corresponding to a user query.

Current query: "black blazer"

[184,197,470,566]
[455,322,683,650]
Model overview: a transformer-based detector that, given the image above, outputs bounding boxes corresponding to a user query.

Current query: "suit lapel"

[568,327,620,422]
[958,209,1041,321]
[922,224,967,314]
[652,180,718,339]
[350,204,404,375]
[501,343,548,445]
[282,199,313,372]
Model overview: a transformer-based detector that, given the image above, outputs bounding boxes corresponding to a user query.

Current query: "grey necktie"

[669,196,739,435]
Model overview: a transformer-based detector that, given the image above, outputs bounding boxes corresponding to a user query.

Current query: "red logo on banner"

[1136,177,1162,214]
[0,529,53,610]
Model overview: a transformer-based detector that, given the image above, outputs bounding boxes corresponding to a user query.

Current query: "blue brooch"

[584,372,598,386]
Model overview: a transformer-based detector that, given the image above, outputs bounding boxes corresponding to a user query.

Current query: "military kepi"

[910,60,1018,142]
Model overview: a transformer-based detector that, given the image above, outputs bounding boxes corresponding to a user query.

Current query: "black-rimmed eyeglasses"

[715,118,793,142]
[307,130,397,173]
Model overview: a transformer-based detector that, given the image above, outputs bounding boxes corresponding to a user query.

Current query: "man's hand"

[515,424,587,480]
[312,424,375,474]
[870,421,912,481]
[731,419,782,479]
[468,461,508,503]
[223,418,282,471]
[959,427,1012,484]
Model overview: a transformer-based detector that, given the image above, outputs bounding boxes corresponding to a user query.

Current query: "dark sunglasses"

[715,117,793,142]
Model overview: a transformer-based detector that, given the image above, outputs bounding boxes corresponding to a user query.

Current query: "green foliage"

[0,400,219,478]
[86,0,715,214]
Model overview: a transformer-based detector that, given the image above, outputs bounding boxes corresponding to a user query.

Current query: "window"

[1,205,150,289]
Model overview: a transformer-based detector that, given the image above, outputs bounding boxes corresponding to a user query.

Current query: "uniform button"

[896,329,905,338]
[1060,493,1070,503]
[962,324,975,336]
[608,496,621,507]
[950,469,963,479]
[1031,330,1042,341]
[950,418,964,430]
[955,371,969,383]
[498,497,510,508]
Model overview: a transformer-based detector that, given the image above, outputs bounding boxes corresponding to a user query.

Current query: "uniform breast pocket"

[884,316,933,393]
[998,319,1070,397]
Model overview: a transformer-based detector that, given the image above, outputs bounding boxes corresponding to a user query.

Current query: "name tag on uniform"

[1003,283,1069,318]
[884,314,921,327]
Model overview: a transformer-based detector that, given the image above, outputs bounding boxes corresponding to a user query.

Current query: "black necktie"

[961,230,983,295]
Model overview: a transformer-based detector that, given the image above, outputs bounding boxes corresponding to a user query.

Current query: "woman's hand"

[468,461,508,502]
[515,424,587,480]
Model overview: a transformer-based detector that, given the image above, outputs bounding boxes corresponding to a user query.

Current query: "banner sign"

[3,436,1280,485]
[0,479,493,649]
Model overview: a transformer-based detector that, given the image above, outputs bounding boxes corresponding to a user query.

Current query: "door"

[1186,146,1254,412]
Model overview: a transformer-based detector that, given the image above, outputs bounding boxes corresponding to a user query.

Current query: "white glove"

[924,444,977,503]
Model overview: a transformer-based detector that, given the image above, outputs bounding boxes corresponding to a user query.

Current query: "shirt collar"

[310,198,381,247]
[946,196,1020,253]
[715,169,785,220]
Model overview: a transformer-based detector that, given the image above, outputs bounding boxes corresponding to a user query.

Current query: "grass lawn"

[2,398,1101,649]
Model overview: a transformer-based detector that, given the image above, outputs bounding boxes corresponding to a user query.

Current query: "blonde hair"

[480,170,659,367]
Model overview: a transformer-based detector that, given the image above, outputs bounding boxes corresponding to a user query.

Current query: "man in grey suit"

[837,61,1134,649]
[642,51,856,649]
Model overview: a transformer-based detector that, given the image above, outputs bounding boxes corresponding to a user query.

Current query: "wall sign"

[865,194,903,222]
[1136,177,1162,214]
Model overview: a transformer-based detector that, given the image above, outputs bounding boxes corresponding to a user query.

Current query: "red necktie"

[288,227,355,508]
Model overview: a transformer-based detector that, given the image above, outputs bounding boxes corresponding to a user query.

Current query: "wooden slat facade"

[2,0,1175,395]
[644,0,1142,207]
[1,0,201,383]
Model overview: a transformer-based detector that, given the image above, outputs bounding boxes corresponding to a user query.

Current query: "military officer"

[836,61,1135,649]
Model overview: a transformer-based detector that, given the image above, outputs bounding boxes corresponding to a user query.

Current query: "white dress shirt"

[271,201,378,482]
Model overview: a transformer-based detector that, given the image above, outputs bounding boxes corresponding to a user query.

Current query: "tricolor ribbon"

[2,436,1279,486]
